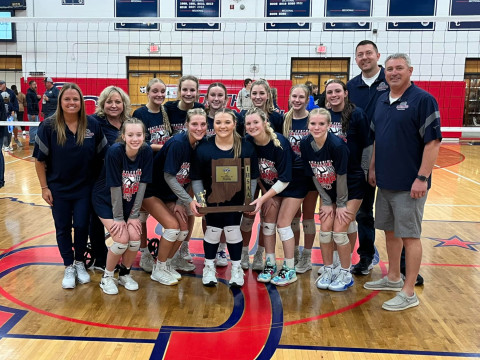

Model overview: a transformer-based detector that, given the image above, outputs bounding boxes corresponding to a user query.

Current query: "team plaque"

[197,158,255,214]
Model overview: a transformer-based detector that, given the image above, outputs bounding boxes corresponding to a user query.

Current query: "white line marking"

[435,164,480,187]
[5,155,33,164]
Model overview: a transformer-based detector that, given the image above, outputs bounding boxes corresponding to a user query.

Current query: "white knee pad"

[291,217,301,232]
[347,221,358,234]
[240,217,255,232]
[262,222,276,236]
[177,230,189,242]
[333,232,349,246]
[139,211,149,223]
[204,226,222,244]
[319,231,333,244]
[277,226,294,241]
[110,241,128,255]
[224,225,242,244]
[163,228,180,242]
[128,240,140,252]
[302,219,316,235]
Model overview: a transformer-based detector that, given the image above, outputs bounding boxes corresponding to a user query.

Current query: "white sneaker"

[118,274,139,291]
[295,251,312,274]
[328,269,354,292]
[74,261,91,284]
[151,265,178,285]
[318,263,341,277]
[14,139,23,148]
[140,251,155,273]
[179,241,192,261]
[240,250,250,270]
[215,250,228,267]
[166,264,182,280]
[229,265,244,287]
[252,249,264,271]
[202,264,217,286]
[100,276,118,295]
[171,254,196,272]
[315,266,334,290]
[4,146,13,152]
[62,265,76,289]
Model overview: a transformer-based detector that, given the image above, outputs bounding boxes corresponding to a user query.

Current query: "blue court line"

[0,196,50,208]
[256,283,283,360]
[2,334,156,343]
[0,305,28,338]
[276,344,480,358]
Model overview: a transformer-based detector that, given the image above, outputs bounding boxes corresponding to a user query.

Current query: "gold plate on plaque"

[215,166,238,183]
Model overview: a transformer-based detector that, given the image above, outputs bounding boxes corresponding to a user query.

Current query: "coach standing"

[364,53,442,311]
[41,77,59,120]
[347,40,388,276]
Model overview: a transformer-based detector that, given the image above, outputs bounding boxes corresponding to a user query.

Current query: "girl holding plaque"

[245,107,307,286]
[300,108,360,292]
[142,109,207,286]
[92,118,153,295]
[190,109,259,288]
[282,84,319,275]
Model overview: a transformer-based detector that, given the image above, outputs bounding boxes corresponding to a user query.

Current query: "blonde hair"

[54,83,87,146]
[186,108,207,135]
[146,78,172,134]
[116,117,146,145]
[245,107,282,149]
[283,84,309,137]
[250,79,275,114]
[308,108,331,125]
[214,108,242,158]
[95,86,131,124]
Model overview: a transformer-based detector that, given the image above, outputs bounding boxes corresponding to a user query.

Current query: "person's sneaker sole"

[382,298,419,311]
[295,266,312,274]
[203,281,217,287]
[271,277,297,286]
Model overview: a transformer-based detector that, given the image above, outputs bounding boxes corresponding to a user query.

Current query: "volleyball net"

[1,15,480,137]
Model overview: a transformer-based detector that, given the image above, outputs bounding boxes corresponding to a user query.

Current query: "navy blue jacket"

[26,88,40,115]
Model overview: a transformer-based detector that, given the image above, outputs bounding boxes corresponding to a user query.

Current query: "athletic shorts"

[374,188,427,239]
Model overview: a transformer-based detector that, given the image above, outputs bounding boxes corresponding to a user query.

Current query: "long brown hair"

[205,82,227,114]
[116,117,146,146]
[283,84,309,137]
[245,107,282,149]
[214,108,242,158]
[177,75,199,101]
[325,79,355,134]
[53,83,87,146]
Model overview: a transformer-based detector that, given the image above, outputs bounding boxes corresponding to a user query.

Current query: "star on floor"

[428,235,480,251]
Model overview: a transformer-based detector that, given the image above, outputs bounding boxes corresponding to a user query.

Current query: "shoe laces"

[277,266,291,278]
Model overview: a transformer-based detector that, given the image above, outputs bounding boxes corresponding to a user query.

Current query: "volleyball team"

[34,43,377,296]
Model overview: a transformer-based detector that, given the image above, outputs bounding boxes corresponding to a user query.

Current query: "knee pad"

[163,228,180,242]
[240,217,255,232]
[302,219,316,235]
[291,217,301,232]
[333,232,349,246]
[177,230,189,242]
[262,222,276,236]
[139,211,149,223]
[347,221,358,234]
[277,226,294,241]
[204,226,222,245]
[224,225,242,244]
[110,241,128,255]
[128,240,140,252]
[319,231,333,244]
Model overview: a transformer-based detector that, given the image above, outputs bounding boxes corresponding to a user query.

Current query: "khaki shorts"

[374,188,427,239]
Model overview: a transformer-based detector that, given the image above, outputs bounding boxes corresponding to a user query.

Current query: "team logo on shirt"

[122,169,142,202]
[396,101,409,110]
[259,158,278,185]
[377,82,388,91]
[176,162,191,185]
[85,129,94,139]
[288,130,309,155]
[309,160,336,190]
[206,128,216,138]
[329,124,347,143]
[149,125,170,145]
[172,123,187,134]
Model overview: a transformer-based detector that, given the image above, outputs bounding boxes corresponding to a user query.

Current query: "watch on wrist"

[416,175,428,182]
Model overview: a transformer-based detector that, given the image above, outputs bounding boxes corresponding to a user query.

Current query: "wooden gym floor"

[0,139,479,360]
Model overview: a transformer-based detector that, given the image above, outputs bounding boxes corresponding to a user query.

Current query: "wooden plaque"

[197,158,255,214]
